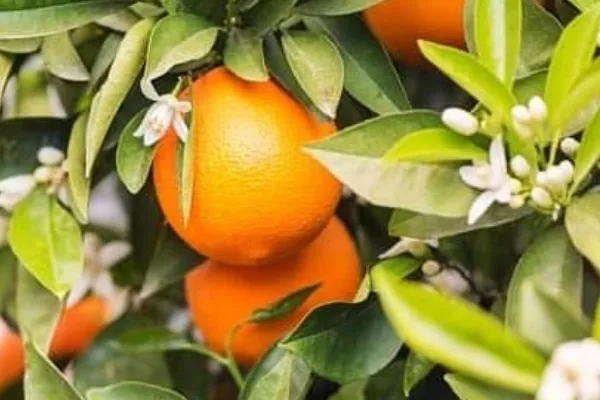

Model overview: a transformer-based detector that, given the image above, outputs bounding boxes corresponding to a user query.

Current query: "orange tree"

[1,0,600,399]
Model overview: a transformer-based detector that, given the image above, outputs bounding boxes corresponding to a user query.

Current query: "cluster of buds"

[511,96,548,139]
[33,146,69,197]
[532,160,574,216]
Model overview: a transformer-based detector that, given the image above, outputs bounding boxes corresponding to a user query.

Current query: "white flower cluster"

[537,339,600,400]
[134,94,192,147]
[511,96,548,139]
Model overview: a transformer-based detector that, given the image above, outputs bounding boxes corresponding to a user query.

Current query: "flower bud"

[509,178,522,194]
[559,160,574,183]
[536,171,550,187]
[509,195,525,209]
[512,105,532,125]
[510,155,531,178]
[531,187,554,208]
[34,166,53,183]
[0,175,36,196]
[528,96,548,122]
[441,108,479,136]
[421,260,442,276]
[513,121,533,139]
[37,146,65,166]
[560,137,580,157]
[546,166,567,189]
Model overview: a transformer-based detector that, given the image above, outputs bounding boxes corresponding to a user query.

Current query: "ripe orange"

[153,67,342,266]
[185,216,361,367]
[0,296,109,393]
[363,0,466,65]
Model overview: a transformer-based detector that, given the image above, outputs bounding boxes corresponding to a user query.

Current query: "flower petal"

[98,241,132,270]
[140,79,161,102]
[489,135,507,175]
[468,191,495,225]
[494,183,512,204]
[173,113,190,143]
[66,274,92,307]
[378,240,410,259]
[459,166,490,190]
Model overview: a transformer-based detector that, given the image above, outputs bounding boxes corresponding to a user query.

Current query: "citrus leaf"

[383,128,487,163]
[0,247,18,311]
[87,382,186,400]
[0,1,132,39]
[0,38,42,53]
[594,298,600,340]
[306,111,478,217]
[514,70,547,104]
[8,189,83,298]
[14,71,52,118]
[296,0,385,16]
[244,0,297,36]
[116,108,156,194]
[251,283,321,323]
[96,8,139,32]
[569,0,600,10]
[404,352,435,396]
[85,17,155,176]
[281,30,343,118]
[41,31,90,82]
[573,108,600,192]
[566,192,600,274]
[474,0,521,86]
[0,52,14,102]
[87,33,122,91]
[546,7,600,132]
[224,29,268,82]
[67,112,91,224]
[304,15,409,115]
[445,374,530,400]
[372,270,546,394]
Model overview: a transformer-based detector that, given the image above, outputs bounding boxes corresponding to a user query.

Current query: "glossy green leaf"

[143,14,218,95]
[445,374,530,400]
[244,0,296,36]
[116,109,155,194]
[8,189,83,298]
[16,267,61,352]
[573,108,600,192]
[14,71,52,118]
[85,18,155,175]
[240,347,311,400]
[0,1,131,39]
[281,297,401,384]
[514,70,547,104]
[370,257,421,287]
[87,33,122,91]
[306,111,479,217]
[403,352,435,396]
[566,193,600,273]
[594,298,600,340]
[474,0,521,86]
[296,0,384,15]
[305,15,409,115]
[251,283,321,323]
[372,270,545,394]
[388,207,530,240]
[87,382,185,400]
[224,29,268,82]
[570,0,600,10]
[0,38,42,53]
[41,31,90,82]
[0,52,14,102]
[96,8,139,32]
[282,30,343,118]
[0,247,18,311]
[419,42,516,117]
[383,128,487,163]
[24,341,84,400]
[67,113,91,224]
[546,7,600,131]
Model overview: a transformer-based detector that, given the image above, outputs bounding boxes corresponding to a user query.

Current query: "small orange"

[0,296,109,393]
[185,216,361,367]
[153,67,342,267]
[364,0,466,65]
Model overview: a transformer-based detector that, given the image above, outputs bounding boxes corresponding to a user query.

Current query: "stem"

[224,322,247,390]
[226,0,238,27]
[548,130,560,166]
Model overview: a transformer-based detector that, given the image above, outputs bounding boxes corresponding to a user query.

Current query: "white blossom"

[460,136,513,224]
[509,195,525,209]
[529,96,548,122]
[559,160,575,183]
[37,147,65,166]
[0,175,36,211]
[512,105,532,125]
[133,95,191,146]
[537,339,600,400]
[422,261,471,296]
[561,138,581,157]
[510,155,531,178]
[531,186,554,208]
[441,108,479,136]
[34,166,53,183]
[379,237,439,259]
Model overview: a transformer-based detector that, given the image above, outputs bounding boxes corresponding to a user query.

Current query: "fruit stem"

[224,322,246,390]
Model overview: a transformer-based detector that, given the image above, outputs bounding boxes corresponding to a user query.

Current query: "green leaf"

[372,270,545,394]
[445,374,530,400]
[388,207,530,240]
[243,0,296,36]
[546,7,600,131]
[0,1,132,39]
[16,267,62,352]
[0,52,13,103]
[403,352,435,396]
[0,247,18,312]
[41,31,90,82]
[514,70,547,104]
[87,33,122,92]
[306,111,478,217]
[370,257,422,287]
[85,17,155,175]
[594,298,600,340]
[87,382,186,400]
[8,189,83,298]
[24,341,84,400]
[296,0,385,16]
[224,29,268,82]
[383,128,487,163]
[143,14,218,95]
[566,193,600,273]
[14,71,52,118]
[0,38,42,53]
[573,108,600,192]
[419,42,517,117]
[281,30,343,118]
[304,15,409,115]
[570,0,600,10]
[240,347,311,400]
[474,0,522,86]
[281,297,401,384]
[67,113,91,224]
[96,8,139,32]
[116,109,156,194]
[251,283,321,323]
[138,225,202,300]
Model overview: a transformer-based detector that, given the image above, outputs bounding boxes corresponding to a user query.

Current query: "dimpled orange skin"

[185,217,361,367]
[153,67,342,267]
[0,297,108,393]
[364,0,466,65]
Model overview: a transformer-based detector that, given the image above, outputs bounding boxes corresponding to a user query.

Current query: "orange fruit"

[153,67,342,266]
[364,0,466,65]
[0,296,109,393]
[185,216,361,367]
